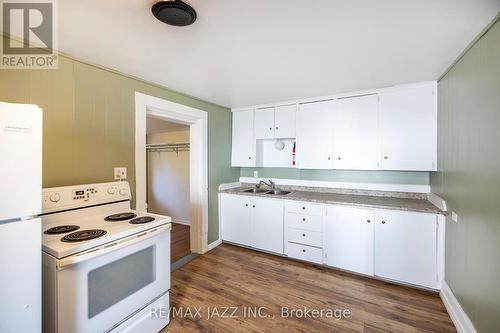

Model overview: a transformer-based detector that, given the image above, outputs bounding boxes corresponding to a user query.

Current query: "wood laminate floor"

[171,223,191,262]
[163,244,456,333]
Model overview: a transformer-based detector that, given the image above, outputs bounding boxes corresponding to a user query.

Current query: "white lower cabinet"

[284,201,324,264]
[220,194,252,246]
[251,197,284,254]
[374,209,438,289]
[220,194,284,254]
[324,205,375,276]
[221,194,442,290]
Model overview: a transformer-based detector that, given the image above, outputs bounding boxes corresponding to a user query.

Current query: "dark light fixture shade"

[152,0,197,27]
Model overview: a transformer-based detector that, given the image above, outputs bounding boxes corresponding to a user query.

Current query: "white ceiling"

[57,0,500,108]
[146,117,189,134]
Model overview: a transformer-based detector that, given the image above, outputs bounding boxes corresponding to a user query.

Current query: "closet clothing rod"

[146,142,190,153]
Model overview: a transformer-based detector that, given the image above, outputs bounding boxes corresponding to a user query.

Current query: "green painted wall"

[430,17,500,332]
[241,168,430,186]
[0,52,239,244]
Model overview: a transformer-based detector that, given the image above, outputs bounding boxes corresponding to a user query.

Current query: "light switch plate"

[114,167,127,180]
[253,170,258,178]
[451,211,458,223]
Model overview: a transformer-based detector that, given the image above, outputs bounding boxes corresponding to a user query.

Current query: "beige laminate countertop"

[219,186,445,215]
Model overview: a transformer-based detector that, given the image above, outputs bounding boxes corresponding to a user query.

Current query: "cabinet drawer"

[285,201,323,215]
[286,228,323,247]
[286,242,323,264]
[285,213,322,232]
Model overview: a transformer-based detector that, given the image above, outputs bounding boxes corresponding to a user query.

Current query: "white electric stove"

[41,181,171,333]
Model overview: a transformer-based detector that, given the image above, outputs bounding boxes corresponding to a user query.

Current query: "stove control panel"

[42,181,131,214]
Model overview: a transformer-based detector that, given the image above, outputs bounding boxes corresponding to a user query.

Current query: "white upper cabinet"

[254,107,275,139]
[374,209,438,289]
[296,100,335,169]
[332,95,379,170]
[274,105,296,138]
[232,81,437,171]
[379,84,437,171]
[231,109,256,167]
[254,105,296,139]
[325,205,374,276]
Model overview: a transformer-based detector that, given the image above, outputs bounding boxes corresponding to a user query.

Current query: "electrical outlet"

[451,211,458,223]
[253,170,258,178]
[114,167,127,180]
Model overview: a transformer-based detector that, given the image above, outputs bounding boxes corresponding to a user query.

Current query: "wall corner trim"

[440,281,478,333]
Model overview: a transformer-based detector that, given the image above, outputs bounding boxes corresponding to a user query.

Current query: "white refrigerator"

[0,101,42,333]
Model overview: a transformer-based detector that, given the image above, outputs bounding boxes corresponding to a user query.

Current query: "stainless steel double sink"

[240,188,291,195]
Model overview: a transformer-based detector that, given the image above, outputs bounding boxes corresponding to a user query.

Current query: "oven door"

[55,225,170,333]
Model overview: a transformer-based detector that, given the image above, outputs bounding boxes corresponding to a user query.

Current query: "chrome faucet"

[258,179,276,190]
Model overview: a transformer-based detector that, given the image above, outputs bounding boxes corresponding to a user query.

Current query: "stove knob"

[49,193,60,203]
[119,188,127,196]
[107,187,116,195]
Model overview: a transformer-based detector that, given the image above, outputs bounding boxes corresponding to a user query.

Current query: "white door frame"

[135,92,209,253]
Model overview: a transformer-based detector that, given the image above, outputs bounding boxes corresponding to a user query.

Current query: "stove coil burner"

[44,225,80,235]
[129,216,156,225]
[104,212,137,222]
[61,229,107,243]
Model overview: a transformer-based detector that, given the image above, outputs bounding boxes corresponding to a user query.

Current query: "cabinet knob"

[302,206,306,210]
[245,204,249,207]
[302,249,306,253]
[269,127,273,130]
[302,233,306,237]
[248,156,252,159]
[384,156,388,160]
[252,205,255,208]
[338,157,342,160]
[276,126,279,130]
[328,157,331,160]
[302,218,306,222]
[366,219,371,223]
[382,220,386,224]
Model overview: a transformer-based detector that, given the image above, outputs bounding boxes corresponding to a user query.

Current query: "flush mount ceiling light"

[152,0,197,27]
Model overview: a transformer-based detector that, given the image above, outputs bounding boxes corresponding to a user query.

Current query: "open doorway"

[135,92,209,260]
[146,117,191,263]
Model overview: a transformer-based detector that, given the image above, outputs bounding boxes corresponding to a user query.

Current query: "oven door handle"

[56,224,171,270]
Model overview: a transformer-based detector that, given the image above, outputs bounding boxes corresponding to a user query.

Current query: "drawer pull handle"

[302,249,306,253]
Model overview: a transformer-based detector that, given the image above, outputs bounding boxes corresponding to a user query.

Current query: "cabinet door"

[374,210,438,288]
[379,84,437,171]
[296,100,335,169]
[251,197,284,254]
[325,205,374,276]
[275,105,296,138]
[332,95,378,170]
[221,194,251,246]
[254,107,275,139]
[231,110,256,167]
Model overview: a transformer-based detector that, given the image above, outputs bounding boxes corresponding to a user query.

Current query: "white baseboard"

[440,281,477,333]
[239,177,430,193]
[207,239,222,251]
